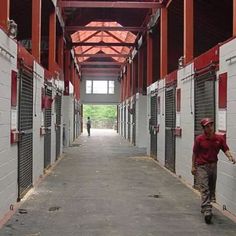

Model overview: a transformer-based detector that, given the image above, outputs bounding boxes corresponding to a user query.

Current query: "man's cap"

[200,118,214,127]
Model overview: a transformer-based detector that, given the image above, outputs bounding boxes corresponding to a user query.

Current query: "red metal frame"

[127,63,131,97]
[174,128,182,137]
[81,61,123,66]
[11,70,17,107]
[67,26,145,32]
[138,49,144,93]
[131,60,137,96]
[32,0,41,63]
[165,70,177,85]
[218,73,227,109]
[18,44,34,68]
[0,0,9,31]
[184,0,193,65]
[58,1,162,9]
[44,69,54,81]
[160,7,168,79]
[234,0,236,36]
[75,53,128,58]
[73,42,134,47]
[176,88,181,112]
[194,45,219,71]
[120,78,123,102]
[48,9,56,73]
[147,32,153,86]
[57,35,64,69]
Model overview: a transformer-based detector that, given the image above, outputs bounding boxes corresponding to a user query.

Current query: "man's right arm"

[191,138,199,175]
[191,153,197,175]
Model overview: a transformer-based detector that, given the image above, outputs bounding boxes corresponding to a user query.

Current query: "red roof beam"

[72,42,135,47]
[67,26,145,32]
[58,1,163,9]
[75,53,129,57]
[82,72,119,76]
[82,68,120,72]
[80,61,123,65]
[82,74,118,78]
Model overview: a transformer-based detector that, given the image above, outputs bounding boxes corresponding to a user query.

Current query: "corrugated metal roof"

[72,21,136,63]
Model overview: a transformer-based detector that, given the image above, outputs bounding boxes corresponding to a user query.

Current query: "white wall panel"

[216,39,236,216]
[81,78,120,104]
[32,62,44,183]
[135,93,147,148]
[62,96,74,147]
[175,63,195,185]
[51,87,57,163]
[157,79,165,166]
[0,29,18,219]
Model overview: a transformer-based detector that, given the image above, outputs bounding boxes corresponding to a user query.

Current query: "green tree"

[83,105,117,128]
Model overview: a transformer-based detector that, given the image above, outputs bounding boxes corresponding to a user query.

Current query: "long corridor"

[0,129,236,236]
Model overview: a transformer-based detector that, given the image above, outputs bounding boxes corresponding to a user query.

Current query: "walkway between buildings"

[0,129,236,236]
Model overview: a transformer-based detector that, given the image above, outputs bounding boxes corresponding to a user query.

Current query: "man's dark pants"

[197,162,217,213]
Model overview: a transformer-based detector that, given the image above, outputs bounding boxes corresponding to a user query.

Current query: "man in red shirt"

[191,118,235,223]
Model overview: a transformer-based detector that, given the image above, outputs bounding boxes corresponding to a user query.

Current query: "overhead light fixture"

[123,66,126,74]
[8,20,17,39]
[178,56,184,69]
[128,57,132,64]
[147,10,160,31]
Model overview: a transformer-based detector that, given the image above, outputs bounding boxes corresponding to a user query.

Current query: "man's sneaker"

[211,197,216,203]
[204,211,212,224]
[210,193,216,203]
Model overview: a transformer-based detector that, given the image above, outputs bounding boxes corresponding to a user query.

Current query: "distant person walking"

[86,117,91,136]
[191,117,235,224]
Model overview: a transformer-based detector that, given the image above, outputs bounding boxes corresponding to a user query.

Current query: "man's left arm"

[224,150,236,164]
[220,137,236,164]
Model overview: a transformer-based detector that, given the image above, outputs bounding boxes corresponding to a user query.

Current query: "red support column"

[160,7,168,78]
[130,63,133,96]
[124,72,127,99]
[120,78,123,102]
[184,0,193,64]
[64,50,71,95]
[48,9,56,72]
[138,50,143,93]
[74,69,79,99]
[58,35,64,69]
[71,63,75,85]
[127,64,131,98]
[73,67,76,88]
[132,62,136,96]
[0,0,9,31]
[78,75,81,100]
[32,0,42,63]
[233,0,236,36]
[147,32,153,86]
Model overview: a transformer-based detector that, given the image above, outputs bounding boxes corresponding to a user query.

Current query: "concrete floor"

[0,129,236,236]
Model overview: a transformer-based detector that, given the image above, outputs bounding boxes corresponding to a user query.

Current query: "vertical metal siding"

[124,106,126,138]
[165,85,176,173]
[132,100,136,145]
[121,106,123,136]
[18,67,33,199]
[55,94,62,160]
[150,93,157,158]
[194,71,216,136]
[44,86,52,169]
[193,70,216,189]
[128,102,131,141]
